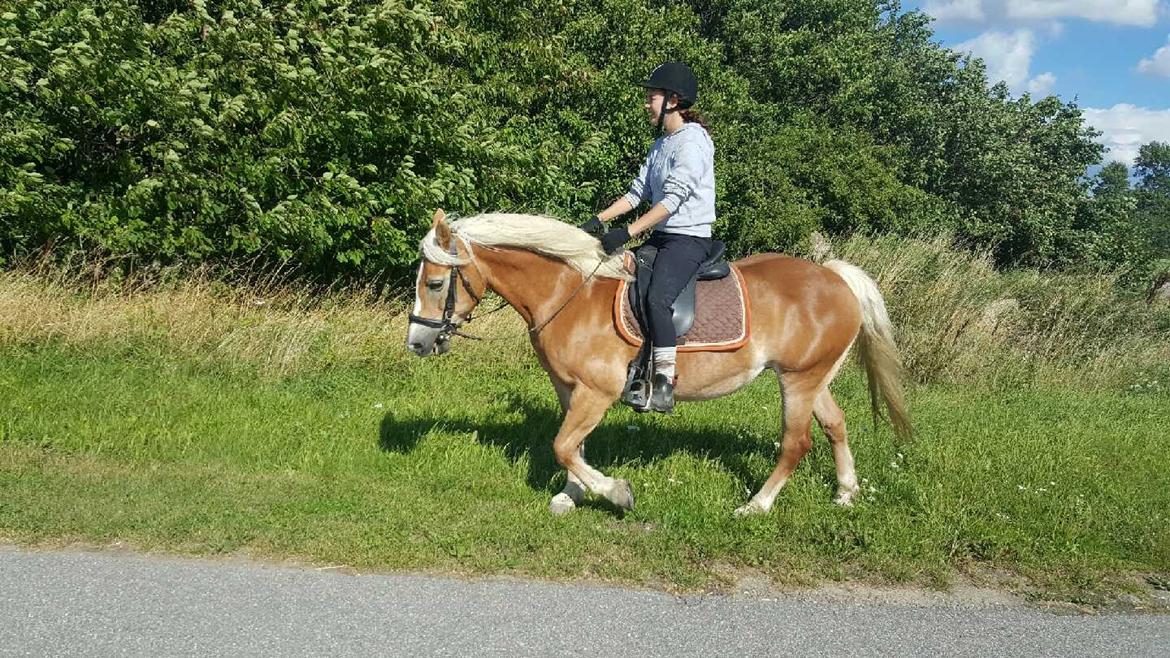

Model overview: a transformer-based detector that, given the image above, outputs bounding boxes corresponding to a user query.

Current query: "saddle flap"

[627,248,695,338]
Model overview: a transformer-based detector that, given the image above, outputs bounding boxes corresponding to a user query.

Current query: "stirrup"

[621,353,653,412]
[621,377,652,412]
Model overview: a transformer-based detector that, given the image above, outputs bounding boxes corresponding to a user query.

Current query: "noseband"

[408,239,483,341]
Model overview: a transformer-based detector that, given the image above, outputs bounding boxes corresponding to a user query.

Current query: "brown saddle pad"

[613,263,751,352]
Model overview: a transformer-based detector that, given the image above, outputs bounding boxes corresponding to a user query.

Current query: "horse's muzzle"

[406,324,451,357]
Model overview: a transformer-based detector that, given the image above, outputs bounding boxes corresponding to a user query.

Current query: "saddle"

[614,240,751,411]
[627,240,731,338]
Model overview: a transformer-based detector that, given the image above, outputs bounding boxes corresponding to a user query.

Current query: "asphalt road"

[1,546,1167,656]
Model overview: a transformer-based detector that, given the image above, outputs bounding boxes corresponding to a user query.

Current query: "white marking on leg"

[813,386,859,507]
[551,447,588,514]
[549,492,576,515]
[734,499,768,516]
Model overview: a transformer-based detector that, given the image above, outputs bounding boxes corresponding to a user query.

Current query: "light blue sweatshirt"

[621,122,716,238]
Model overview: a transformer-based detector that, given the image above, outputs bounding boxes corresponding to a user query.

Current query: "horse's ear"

[432,209,452,249]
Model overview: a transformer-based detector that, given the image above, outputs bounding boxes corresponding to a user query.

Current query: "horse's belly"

[675,348,770,401]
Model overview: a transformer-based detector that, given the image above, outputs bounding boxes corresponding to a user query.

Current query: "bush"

[0,0,1140,280]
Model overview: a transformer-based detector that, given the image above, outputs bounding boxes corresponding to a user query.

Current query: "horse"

[406,210,910,516]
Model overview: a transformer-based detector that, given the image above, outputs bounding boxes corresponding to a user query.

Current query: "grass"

[1,239,1168,605]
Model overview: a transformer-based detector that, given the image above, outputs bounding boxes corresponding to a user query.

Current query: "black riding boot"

[649,373,675,414]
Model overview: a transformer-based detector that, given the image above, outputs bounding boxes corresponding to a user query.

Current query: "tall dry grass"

[833,234,1170,389]
[3,237,1167,388]
[0,259,417,376]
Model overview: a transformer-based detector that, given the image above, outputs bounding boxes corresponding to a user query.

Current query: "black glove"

[579,215,606,238]
[600,226,631,255]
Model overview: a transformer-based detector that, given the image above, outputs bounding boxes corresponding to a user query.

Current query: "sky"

[905,0,1170,168]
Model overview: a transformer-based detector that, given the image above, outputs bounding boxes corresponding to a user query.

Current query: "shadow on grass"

[378,388,773,497]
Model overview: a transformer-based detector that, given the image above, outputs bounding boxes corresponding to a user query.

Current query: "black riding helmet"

[639,62,697,135]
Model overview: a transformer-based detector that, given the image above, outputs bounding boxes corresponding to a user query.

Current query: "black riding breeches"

[643,232,712,348]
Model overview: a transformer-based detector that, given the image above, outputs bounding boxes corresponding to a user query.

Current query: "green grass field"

[2,240,1168,606]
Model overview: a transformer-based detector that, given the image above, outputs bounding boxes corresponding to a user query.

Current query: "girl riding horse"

[580,62,715,414]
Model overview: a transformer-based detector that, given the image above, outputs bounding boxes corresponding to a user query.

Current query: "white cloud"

[923,0,985,23]
[1083,104,1170,164]
[923,0,1160,27]
[954,29,1056,95]
[1028,72,1057,96]
[1007,1,1159,27]
[955,30,1035,88]
[1137,35,1170,77]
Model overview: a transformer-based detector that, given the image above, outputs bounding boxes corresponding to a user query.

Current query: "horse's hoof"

[834,486,859,507]
[734,500,767,517]
[549,492,577,516]
[609,479,635,510]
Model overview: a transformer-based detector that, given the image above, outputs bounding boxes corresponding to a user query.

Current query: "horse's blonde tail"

[823,260,912,440]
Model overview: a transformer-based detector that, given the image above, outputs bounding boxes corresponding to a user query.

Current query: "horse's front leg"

[549,385,634,513]
[549,460,588,515]
[549,379,588,515]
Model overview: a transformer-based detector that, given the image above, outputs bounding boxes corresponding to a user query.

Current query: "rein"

[527,258,604,336]
[408,236,605,342]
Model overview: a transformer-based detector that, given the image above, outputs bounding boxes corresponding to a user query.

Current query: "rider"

[580,61,716,413]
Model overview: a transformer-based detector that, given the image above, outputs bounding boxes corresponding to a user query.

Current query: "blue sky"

[905,0,1170,166]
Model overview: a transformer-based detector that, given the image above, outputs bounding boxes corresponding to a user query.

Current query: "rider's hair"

[678,107,709,133]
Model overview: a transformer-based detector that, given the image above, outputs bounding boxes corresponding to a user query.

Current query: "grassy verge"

[1,240,1168,605]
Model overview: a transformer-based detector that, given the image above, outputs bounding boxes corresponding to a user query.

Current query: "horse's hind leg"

[735,370,819,516]
[814,388,859,506]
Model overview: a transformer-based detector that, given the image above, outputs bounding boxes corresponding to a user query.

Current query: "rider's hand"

[600,226,631,255]
[579,215,606,238]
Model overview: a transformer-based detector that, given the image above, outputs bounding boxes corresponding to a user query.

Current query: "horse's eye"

[426,279,445,291]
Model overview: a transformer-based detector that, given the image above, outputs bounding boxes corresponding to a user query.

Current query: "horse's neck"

[473,245,581,328]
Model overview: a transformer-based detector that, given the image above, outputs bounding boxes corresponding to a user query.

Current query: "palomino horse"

[406,210,910,516]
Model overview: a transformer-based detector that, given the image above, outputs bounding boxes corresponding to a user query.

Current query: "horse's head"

[406,209,487,356]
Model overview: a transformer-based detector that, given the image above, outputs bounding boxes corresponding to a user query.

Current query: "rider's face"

[643,90,673,125]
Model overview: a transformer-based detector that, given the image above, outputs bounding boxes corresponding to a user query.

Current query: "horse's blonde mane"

[419,213,631,280]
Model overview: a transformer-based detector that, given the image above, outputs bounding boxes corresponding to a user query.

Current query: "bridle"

[407,238,487,342]
[408,232,605,342]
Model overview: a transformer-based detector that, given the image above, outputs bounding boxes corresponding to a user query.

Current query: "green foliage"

[0,0,1160,278]
[1134,142,1170,260]
[1,0,569,277]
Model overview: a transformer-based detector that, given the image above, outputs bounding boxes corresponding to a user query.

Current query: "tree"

[1133,142,1170,261]
[1065,162,1136,268]
[0,0,1125,277]
[1135,142,1170,192]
